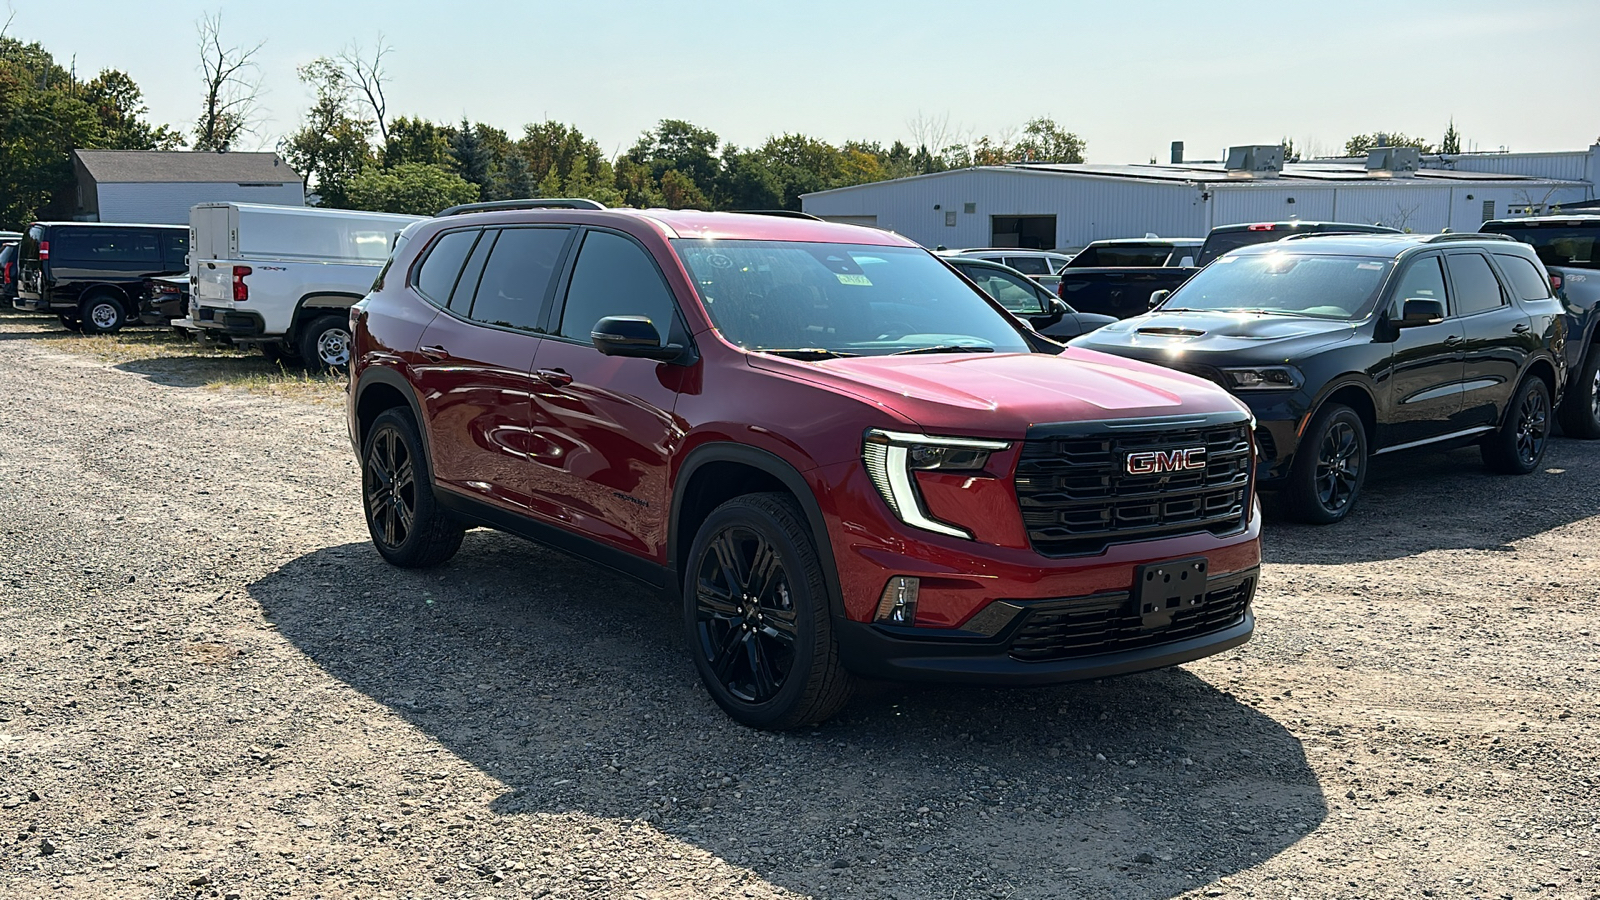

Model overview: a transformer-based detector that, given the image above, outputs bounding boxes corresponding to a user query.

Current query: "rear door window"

[1004,256,1050,275]
[161,230,188,266]
[413,229,477,306]
[1493,254,1552,301]
[1446,253,1507,316]
[557,231,678,344]
[466,227,571,331]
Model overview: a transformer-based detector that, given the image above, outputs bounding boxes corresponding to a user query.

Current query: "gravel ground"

[1,311,1596,900]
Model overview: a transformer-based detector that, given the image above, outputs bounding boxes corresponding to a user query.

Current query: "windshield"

[1162,252,1394,319]
[672,240,1032,357]
[1483,223,1600,271]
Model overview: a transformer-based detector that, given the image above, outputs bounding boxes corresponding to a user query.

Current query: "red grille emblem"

[1125,447,1207,475]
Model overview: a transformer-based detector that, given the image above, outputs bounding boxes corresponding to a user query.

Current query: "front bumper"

[835,567,1257,685]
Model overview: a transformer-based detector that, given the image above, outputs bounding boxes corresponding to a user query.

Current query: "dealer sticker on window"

[835,273,872,286]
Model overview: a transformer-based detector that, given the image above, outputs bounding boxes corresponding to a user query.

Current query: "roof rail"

[1279,231,1380,241]
[730,209,824,221]
[437,198,606,217]
[1423,232,1515,243]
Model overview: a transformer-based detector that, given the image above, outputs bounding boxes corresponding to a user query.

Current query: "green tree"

[345,162,477,215]
[657,168,709,209]
[625,119,721,200]
[1345,132,1434,156]
[280,58,374,208]
[449,117,494,194]
[1014,117,1086,163]
[496,152,534,200]
[715,146,783,210]
[382,115,450,168]
[1441,119,1461,155]
[1280,136,1299,163]
[83,69,183,150]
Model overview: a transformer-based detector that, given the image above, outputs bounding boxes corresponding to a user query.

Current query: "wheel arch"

[79,282,135,311]
[291,292,363,336]
[668,443,844,617]
[1302,378,1378,446]
[354,366,430,463]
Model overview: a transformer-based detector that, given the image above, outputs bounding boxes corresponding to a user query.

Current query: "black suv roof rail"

[1423,233,1516,244]
[1279,231,1393,242]
[437,198,607,217]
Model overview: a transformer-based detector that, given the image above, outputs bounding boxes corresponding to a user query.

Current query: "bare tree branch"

[193,11,266,151]
[336,35,392,145]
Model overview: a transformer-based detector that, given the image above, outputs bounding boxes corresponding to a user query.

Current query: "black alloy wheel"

[1556,350,1600,439]
[684,494,852,729]
[360,408,464,567]
[1282,404,1367,525]
[1483,377,1551,474]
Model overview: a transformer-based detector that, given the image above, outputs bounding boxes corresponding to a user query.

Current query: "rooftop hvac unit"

[1224,145,1284,179]
[1365,147,1420,178]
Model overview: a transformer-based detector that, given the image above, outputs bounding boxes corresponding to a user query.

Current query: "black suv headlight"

[1220,365,1303,391]
[862,430,1010,539]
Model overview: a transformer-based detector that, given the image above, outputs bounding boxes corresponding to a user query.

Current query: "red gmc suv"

[346,205,1262,728]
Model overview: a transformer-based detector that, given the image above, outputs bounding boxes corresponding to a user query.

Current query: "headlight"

[862,430,1010,539]
[1220,366,1303,391]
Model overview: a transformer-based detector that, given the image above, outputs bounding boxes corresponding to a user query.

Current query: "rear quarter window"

[413,230,478,305]
[1485,223,1600,271]
[1494,253,1552,300]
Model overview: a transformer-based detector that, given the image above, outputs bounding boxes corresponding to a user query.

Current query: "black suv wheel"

[1482,377,1551,474]
[361,408,465,567]
[684,494,853,729]
[79,293,126,335]
[1556,350,1600,439]
[1282,404,1367,524]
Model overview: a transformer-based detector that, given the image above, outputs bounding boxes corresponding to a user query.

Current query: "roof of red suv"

[439,207,918,247]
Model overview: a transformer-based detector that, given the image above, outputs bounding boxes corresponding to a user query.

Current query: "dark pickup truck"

[1054,237,1202,319]
[1482,215,1600,437]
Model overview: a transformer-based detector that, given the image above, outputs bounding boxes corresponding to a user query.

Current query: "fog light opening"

[874,576,921,625]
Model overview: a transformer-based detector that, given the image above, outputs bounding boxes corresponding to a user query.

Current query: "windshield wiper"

[761,348,859,360]
[891,345,996,356]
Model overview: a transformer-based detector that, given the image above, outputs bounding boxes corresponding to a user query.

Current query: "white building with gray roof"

[70,150,304,225]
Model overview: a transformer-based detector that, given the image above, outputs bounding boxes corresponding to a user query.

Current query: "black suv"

[1073,233,1566,523]
[13,222,189,334]
[1196,221,1401,267]
[0,241,18,306]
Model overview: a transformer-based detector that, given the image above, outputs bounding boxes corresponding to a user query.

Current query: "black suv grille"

[1014,418,1252,557]
[1008,574,1255,662]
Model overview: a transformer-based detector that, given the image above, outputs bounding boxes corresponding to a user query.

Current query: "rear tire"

[1282,404,1367,525]
[299,314,352,371]
[79,294,126,335]
[1556,350,1600,439]
[361,408,464,568]
[1482,377,1551,474]
[261,342,302,367]
[684,493,853,729]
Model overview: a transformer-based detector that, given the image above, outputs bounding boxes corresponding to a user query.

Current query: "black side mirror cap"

[591,315,688,362]
[1149,289,1171,309]
[1396,298,1445,328]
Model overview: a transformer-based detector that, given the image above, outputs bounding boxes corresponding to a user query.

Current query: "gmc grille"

[1008,573,1255,662]
[1014,417,1252,557]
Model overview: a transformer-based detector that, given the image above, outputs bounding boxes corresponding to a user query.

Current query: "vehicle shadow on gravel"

[253,536,1325,899]
[1260,436,1599,565]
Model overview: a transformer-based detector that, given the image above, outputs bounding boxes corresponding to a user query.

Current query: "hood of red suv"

[750,348,1249,437]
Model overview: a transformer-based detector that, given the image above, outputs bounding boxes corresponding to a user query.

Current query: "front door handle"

[537,368,573,387]
[1443,335,1463,346]
[418,344,450,361]
[1512,323,1531,334]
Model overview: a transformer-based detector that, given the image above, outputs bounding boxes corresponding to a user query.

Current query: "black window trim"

[1441,249,1510,319]
[1387,251,1452,319]
[418,225,581,337]
[539,225,695,353]
[409,226,483,308]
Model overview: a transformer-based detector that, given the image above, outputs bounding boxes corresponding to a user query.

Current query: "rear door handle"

[418,344,450,361]
[1443,335,1463,346]
[1512,323,1531,334]
[537,368,572,387]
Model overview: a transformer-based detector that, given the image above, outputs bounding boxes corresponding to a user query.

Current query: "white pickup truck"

[186,203,424,369]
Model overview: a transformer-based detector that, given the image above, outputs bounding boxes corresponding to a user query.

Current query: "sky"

[9,0,1600,164]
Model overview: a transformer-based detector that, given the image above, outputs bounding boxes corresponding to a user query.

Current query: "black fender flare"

[1299,375,1380,439]
[667,442,845,618]
[78,282,136,312]
[293,292,365,334]
[352,365,430,461]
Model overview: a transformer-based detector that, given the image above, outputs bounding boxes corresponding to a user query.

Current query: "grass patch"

[0,310,346,404]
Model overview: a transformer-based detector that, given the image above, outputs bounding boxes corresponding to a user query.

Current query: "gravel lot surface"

[1,312,1597,900]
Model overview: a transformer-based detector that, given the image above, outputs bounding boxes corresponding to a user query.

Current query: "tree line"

[2,15,1492,229]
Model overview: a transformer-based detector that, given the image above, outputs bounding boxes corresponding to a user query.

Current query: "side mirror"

[1149,289,1171,309]
[1028,296,1069,330]
[1396,298,1445,328]
[591,315,683,361]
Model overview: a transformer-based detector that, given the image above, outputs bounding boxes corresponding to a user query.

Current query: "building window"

[945,211,957,227]
[963,203,976,214]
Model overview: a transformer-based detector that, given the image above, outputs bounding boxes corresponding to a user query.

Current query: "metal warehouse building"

[800,144,1600,251]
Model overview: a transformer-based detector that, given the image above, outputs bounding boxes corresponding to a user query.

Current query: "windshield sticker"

[1356,262,1385,270]
[704,253,734,269]
[835,273,873,286]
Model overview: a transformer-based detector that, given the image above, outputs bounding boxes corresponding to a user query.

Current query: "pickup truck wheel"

[261,342,301,366]
[362,408,464,568]
[1282,404,1366,525]
[58,315,82,332]
[1555,350,1600,439]
[79,295,126,335]
[300,315,352,371]
[684,493,853,729]
[1482,377,1551,474]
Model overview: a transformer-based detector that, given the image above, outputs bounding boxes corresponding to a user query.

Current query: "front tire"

[362,408,464,568]
[1482,377,1551,474]
[79,295,126,335]
[299,314,352,371]
[1282,404,1367,525]
[1556,350,1600,439]
[684,494,853,729]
